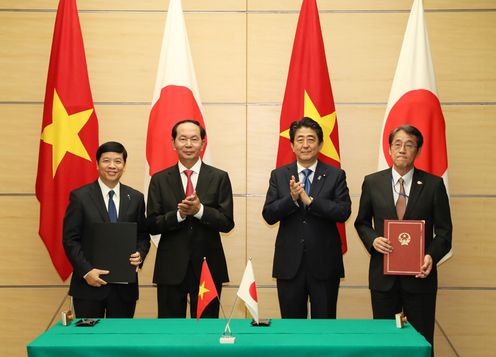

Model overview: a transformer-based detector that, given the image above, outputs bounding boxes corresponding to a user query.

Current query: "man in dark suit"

[147,119,234,318]
[262,117,351,319]
[355,124,452,350]
[63,141,150,318]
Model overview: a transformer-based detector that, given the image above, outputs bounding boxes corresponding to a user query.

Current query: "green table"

[28,318,431,356]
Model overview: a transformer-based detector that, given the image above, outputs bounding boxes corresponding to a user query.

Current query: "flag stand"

[219,296,237,344]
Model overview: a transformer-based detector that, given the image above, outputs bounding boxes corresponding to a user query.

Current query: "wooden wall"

[1,0,495,356]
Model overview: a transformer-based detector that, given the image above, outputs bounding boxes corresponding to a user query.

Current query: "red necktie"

[396,178,406,220]
[184,169,194,197]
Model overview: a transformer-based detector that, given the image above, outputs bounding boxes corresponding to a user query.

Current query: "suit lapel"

[310,161,326,197]
[405,169,425,218]
[118,185,130,222]
[196,163,211,196]
[170,164,185,201]
[88,181,110,222]
[379,169,398,218]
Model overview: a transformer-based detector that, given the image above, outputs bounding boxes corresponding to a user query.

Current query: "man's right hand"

[373,236,393,254]
[84,268,109,287]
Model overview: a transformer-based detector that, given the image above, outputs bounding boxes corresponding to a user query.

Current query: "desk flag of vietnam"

[378,0,451,263]
[36,0,99,281]
[277,0,347,253]
[197,259,218,319]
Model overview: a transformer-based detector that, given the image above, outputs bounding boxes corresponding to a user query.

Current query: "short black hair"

[96,141,128,162]
[172,120,206,140]
[388,125,424,150]
[289,117,324,144]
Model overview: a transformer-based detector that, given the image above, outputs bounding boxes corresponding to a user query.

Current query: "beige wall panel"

[247,105,280,194]
[0,196,66,285]
[0,288,68,357]
[246,197,278,285]
[138,244,157,285]
[134,286,158,318]
[248,11,495,104]
[437,289,496,356]
[222,197,247,286]
[445,106,496,195]
[0,105,41,193]
[0,0,247,11]
[0,11,246,103]
[256,287,281,319]
[440,198,496,288]
[336,287,372,318]
[248,0,496,11]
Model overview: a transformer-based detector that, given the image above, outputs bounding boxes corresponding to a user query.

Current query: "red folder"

[384,220,425,275]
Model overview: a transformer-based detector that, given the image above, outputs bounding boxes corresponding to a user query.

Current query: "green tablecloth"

[27,318,431,357]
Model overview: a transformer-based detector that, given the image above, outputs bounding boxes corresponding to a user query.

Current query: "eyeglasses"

[391,142,417,151]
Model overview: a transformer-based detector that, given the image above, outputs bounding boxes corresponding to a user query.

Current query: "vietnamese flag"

[35,0,99,281]
[277,0,347,253]
[197,259,219,319]
[378,0,451,262]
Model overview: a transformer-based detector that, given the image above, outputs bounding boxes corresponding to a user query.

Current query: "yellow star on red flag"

[40,89,93,177]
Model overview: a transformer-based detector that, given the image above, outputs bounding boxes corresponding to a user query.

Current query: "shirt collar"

[297,161,318,175]
[391,167,414,186]
[178,159,202,175]
[98,178,120,198]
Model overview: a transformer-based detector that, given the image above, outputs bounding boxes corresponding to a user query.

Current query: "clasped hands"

[84,251,142,287]
[178,192,201,218]
[372,237,433,279]
[290,175,312,206]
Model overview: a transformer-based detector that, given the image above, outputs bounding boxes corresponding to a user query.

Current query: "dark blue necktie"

[108,190,118,223]
[302,168,312,196]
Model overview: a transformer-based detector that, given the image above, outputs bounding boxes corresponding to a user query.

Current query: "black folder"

[88,222,137,283]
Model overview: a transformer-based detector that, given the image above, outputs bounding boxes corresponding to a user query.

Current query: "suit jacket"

[146,162,234,286]
[63,181,150,301]
[262,161,351,280]
[354,168,452,293]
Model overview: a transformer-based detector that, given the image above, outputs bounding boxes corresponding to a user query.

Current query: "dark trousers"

[157,263,222,318]
[73,284,136,318]
[371,279,436,355]
[277,255,340,319]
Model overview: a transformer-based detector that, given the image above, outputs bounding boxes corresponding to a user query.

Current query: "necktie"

[184,169,194,197]
[302,168,313,196]
[396,178,406,220]
[108,190,118,223]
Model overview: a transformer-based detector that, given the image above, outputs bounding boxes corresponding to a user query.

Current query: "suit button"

[300,239,305,244]
[302,220,307,224]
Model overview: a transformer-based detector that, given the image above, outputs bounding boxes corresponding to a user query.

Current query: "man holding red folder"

[355,125,452,348]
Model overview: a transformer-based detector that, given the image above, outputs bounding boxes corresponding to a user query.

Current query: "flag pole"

[222,295,239,336]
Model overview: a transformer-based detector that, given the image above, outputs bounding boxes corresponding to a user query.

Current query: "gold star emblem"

[280,90,340,162]
[198,281,210,300]
[40,89,94,177]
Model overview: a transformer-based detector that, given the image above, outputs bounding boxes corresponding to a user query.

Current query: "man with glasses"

[147,119,234,318]
[355,124,452,351]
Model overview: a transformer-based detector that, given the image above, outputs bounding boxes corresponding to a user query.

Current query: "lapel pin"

[127,194,131,200]
[417,181,423,185]
[317,175,322,180]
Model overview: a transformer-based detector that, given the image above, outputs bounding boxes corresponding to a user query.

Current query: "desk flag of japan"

[378,0,452,263]
[237,259,259,323]
[277,0,347,253]
[197,259,218,319]
[36,0,99,281]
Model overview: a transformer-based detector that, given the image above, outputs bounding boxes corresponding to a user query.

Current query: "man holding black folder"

[63,141,150,318]
[354,125,452,349]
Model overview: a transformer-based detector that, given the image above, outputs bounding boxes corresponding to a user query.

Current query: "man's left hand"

[415,254,433,279]
[130,251,142,272]
[178,192,201,216]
